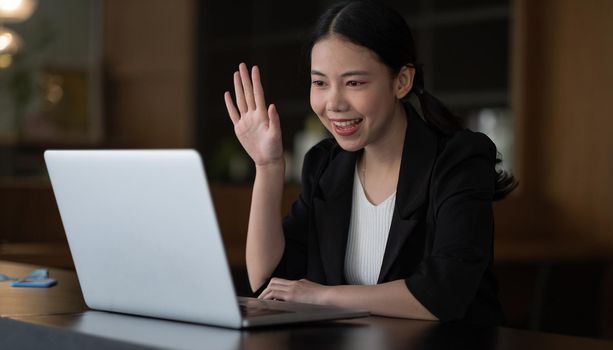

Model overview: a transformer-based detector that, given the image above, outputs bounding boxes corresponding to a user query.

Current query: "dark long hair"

[307,0,517,200]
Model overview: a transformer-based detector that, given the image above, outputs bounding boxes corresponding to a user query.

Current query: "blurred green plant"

[2,19,55,137]
[209,137,253,183]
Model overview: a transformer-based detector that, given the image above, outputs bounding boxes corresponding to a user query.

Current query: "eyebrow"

[310,70,371,77]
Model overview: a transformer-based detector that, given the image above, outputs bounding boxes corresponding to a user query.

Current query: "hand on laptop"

[224,63,284,168]
[258,278,331,305]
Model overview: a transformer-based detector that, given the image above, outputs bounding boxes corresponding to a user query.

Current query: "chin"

[333,137,364,152]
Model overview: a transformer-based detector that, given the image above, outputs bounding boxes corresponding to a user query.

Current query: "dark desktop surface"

[4,311,613,350]
[1,260,613,350]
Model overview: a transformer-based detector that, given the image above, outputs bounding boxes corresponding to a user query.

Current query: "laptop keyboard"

[239,304,293,318]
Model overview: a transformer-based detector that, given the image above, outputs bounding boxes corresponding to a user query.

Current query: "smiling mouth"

[330,118,363,136]
[331,119,363,128]
[331,119,362,128]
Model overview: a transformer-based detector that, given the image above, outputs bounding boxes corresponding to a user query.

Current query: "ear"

[394,65,415,99]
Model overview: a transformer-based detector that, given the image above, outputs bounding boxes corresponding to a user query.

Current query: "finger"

[252,65,267,111]
[266,290,286,301]
[259,288,283,301]
[239,63,256,110]
[233,71,247,114]
[257,282,273,299]
[224,91,240,124]
[266,283,290,292]
[270,277,292,286]
[268,104,281,134]
[258,287,271,300]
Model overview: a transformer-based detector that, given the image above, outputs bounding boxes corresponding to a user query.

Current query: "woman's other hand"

[258,278,331,305]
[224,63,283,167]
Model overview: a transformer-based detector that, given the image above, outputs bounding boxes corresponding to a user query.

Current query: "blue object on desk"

[11,278,57,288]
[10,268,58,288]
[0,273,18,282]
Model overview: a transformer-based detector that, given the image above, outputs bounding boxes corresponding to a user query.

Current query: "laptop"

[44,150,368,329]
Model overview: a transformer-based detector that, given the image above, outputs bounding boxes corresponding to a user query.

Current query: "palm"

[233,108,282,165]
[224,64,283,166]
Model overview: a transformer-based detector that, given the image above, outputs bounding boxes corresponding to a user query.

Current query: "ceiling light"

[0,27,21,55]
[0,0,37,23]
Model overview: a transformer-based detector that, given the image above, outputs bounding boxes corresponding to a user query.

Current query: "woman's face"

[310,36,405,152]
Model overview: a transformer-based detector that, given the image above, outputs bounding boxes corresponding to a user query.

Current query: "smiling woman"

[223,0,516,325]
[309,37,409,154]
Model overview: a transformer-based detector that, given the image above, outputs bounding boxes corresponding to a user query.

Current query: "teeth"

[332,119,361,127]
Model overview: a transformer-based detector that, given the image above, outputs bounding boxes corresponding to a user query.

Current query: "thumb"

[268,104,281,132]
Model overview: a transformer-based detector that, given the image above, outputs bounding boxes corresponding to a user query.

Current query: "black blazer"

[268,103,503,325]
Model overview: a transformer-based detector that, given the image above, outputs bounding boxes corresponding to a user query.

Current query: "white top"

[344,165,396,285]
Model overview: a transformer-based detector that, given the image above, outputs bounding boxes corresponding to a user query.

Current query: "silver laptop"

[44,150,368,329]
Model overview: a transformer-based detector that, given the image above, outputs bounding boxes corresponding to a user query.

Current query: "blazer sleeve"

[404,130,497,321]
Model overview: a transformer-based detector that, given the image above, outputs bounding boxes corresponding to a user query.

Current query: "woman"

[223,1,515,325]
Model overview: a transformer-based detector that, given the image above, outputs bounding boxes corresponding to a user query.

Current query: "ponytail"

[412,64,464,135]
[412,64,518,200]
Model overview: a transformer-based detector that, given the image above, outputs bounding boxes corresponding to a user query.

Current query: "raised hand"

[224,63,283,167]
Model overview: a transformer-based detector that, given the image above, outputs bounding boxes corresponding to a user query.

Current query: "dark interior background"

[0,0,611,341]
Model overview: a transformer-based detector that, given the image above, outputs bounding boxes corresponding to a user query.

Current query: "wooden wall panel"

[103,0,194,148]
[0,179,65,243]
[539,0,613,247]
[517,0,613,247]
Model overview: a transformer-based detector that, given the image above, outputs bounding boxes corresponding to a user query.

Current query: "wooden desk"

[1,260,613,350]
[0,260,86,317]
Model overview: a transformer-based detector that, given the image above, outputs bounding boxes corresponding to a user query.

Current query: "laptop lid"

[45,150,243,328]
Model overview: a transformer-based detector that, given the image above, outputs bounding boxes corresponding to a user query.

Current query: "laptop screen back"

[45,150,242,328]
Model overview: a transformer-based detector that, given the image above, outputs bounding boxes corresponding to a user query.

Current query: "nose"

[326,88,349,113]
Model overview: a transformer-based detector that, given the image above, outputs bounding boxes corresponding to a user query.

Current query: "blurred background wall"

[0,0,611,339]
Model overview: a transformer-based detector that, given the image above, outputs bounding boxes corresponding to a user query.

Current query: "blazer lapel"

[313,150,358,285]
[378,104,438,283]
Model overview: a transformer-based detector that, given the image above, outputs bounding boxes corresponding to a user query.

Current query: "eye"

[311,80,326,87]
[347,81,364,87]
